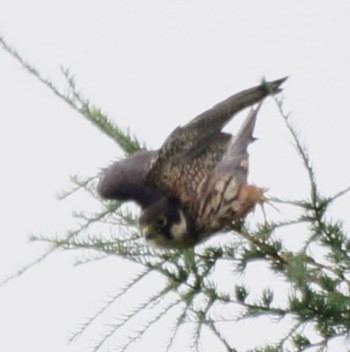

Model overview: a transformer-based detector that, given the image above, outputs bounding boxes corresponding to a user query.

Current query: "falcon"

[97,78,286,249]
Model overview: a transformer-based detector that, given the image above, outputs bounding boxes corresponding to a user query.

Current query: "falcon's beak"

[141,225,155,240]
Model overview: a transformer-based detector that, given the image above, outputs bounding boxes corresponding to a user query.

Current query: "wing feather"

[146,78,286,206]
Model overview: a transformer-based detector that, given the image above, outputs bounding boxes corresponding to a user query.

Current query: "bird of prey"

[97,77,286,249]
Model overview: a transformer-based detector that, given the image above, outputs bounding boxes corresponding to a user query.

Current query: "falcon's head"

[139,198,191,249]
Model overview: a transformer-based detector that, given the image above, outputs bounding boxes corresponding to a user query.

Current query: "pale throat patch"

[170,211,188,242]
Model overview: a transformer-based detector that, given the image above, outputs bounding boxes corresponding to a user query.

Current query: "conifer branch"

[68,268,150,342]
[1,32,350,351]
[0,247,55,287]
[0,34,143,155]
[273,96,319,206]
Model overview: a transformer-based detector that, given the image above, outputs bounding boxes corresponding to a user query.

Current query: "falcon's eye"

[156,216,167,227]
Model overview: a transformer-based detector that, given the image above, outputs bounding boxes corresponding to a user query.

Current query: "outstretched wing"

[145,77,286,205]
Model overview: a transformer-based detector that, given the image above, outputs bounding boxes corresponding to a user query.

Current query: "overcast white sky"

[1,1,350,351]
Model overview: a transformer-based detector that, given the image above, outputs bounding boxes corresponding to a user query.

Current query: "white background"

[0,1,350,351]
